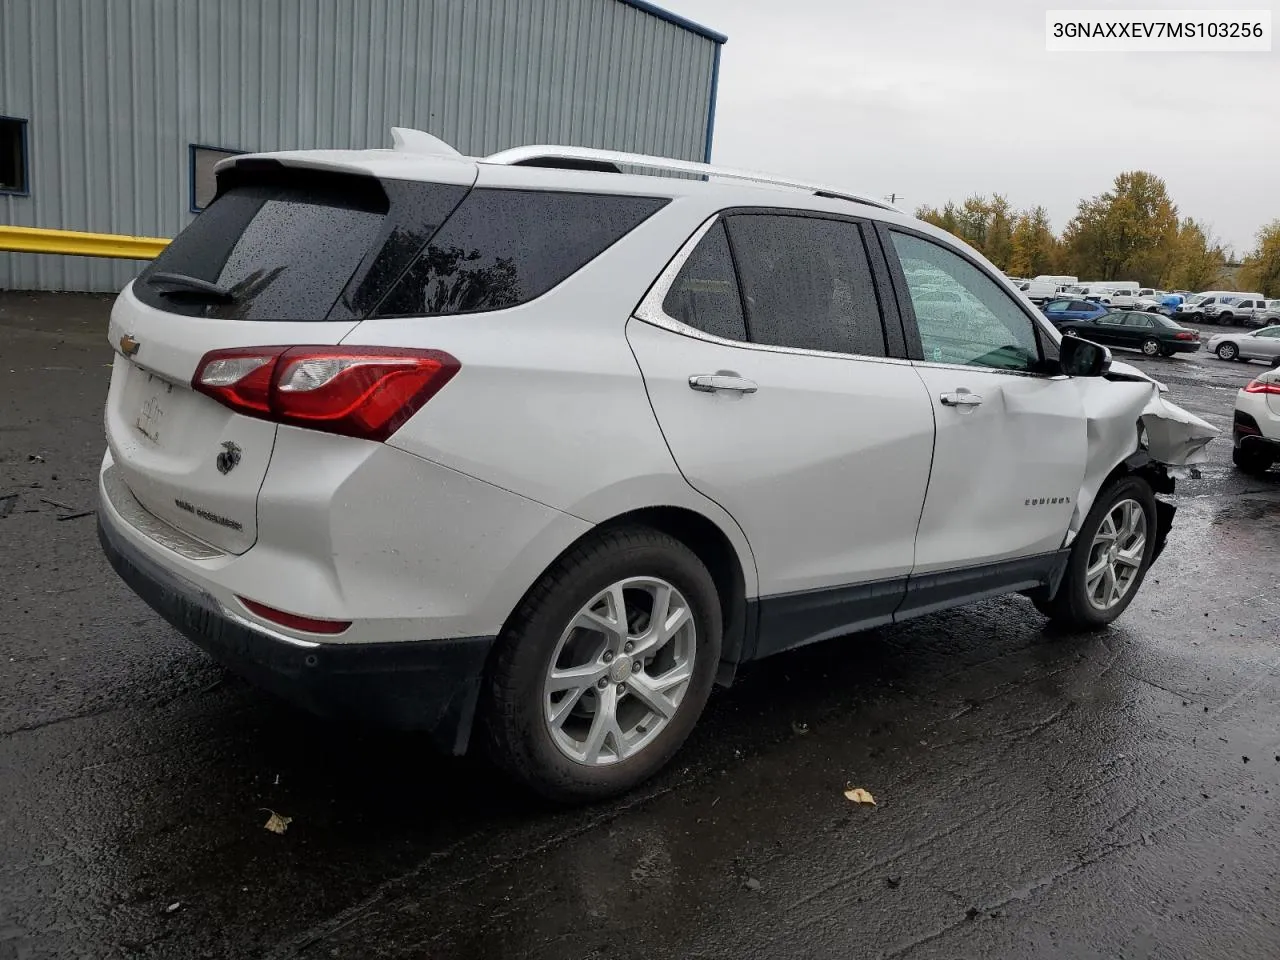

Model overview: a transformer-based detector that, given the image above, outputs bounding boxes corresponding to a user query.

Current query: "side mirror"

[1059,335,1111,377]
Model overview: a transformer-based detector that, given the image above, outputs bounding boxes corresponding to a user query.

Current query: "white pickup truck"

[1096,284,1141,309]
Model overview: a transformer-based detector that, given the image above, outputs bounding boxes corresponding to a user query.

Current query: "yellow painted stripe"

[0,225,170,260]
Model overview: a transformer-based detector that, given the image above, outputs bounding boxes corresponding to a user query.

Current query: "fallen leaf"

[165,902,181,914]
[843,787,876,805]
[262,809,292,834]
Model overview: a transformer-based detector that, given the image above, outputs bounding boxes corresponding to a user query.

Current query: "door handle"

[688,374,758,394]
[939,390,983,407]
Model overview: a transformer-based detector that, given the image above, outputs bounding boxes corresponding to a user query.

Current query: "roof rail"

[480,144,898,212]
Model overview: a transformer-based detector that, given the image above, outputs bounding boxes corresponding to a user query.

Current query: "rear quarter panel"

[343,195,761,598]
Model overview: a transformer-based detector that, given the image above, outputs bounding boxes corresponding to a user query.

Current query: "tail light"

[1174,331,1197,341]
[193,347,460,441]
[1244,378,1280,395]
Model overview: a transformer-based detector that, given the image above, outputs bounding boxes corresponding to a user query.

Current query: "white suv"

[97,130,1217,801]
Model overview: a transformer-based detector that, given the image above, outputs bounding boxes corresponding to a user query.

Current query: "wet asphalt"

[2,290,1278,960]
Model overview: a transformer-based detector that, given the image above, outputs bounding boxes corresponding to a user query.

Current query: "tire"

[481,526,722,803]
[1159,347,1174,358]
[1034,476,1157,631]
[1233,445,1274,476]
[1216,342,1239,361]
[1218,313,1234,325]
[1141,338,1161,357]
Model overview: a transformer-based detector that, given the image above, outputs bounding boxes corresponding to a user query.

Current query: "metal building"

[0,0,725,293]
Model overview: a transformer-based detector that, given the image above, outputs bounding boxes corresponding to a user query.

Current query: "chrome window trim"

[633,213,912,367]
[909,359,1058,380]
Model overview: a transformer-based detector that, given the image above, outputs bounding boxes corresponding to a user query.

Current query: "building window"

[0,116,29,195]
[189,144,243,212]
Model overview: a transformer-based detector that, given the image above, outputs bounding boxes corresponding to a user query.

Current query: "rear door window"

[724,214,888,357]
[661,221,747,342]
[376,189,668,317]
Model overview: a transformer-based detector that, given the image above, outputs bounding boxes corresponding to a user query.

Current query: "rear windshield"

[134,165,667,321]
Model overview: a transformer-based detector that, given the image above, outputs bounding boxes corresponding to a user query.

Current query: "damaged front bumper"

[1139,390,1218,467]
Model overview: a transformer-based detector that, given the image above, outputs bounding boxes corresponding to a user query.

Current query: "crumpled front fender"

[1068,377,1218,542]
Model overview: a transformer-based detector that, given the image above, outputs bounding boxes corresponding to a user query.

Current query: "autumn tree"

[1008,207,1059,277]
[1060,171,1179,284]
[1236,220,1280,297]
[984,196,1015,271]
[914,195,1014,270]
[915,202,959,235]
[1162,219,1228,292]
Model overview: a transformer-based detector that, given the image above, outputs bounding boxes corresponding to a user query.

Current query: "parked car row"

[1176,292,1277,326]
[1037,298,1280,367]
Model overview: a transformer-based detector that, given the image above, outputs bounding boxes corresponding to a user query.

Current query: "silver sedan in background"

[1206,325,1280,365]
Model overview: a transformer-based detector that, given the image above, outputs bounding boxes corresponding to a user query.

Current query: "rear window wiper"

[148,272,236,302]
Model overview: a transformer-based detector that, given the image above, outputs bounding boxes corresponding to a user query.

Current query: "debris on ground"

[965,906,981,921]
[743,877,761,892]
[791,720,810,735]
[844,787,876,805]
[28,454,44,463]
[164,902,181,914]
[39,497,74,511]
[262,810,292,835]
[56,510,95,522]
[0,494,16,520]
[885,876,901,889]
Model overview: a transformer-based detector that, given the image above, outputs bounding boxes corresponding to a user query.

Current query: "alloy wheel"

[1085,499,1147,611]
[543,577,696,765]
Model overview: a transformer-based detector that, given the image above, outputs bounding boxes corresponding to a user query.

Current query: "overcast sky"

[674,0,1276,256]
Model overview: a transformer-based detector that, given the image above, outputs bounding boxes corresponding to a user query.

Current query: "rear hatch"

[106,156,476,553]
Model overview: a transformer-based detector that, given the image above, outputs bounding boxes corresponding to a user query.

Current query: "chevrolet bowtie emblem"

[119,334,141,357]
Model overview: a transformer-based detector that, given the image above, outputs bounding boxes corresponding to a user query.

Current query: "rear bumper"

[98,508,495,754]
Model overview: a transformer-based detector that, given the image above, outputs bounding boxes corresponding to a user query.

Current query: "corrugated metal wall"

[0,0,720,292]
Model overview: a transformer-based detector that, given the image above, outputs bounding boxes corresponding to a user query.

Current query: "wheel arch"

[494,503,756,690]
[1092,450,1176,564]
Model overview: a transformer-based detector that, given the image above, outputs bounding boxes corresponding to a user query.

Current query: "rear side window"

[135,169,468,321]
[724,214,887,357]
[662,221,747,341]
[375,189,668,317]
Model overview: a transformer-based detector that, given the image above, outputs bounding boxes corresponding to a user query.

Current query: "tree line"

[914,171,1279,296]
